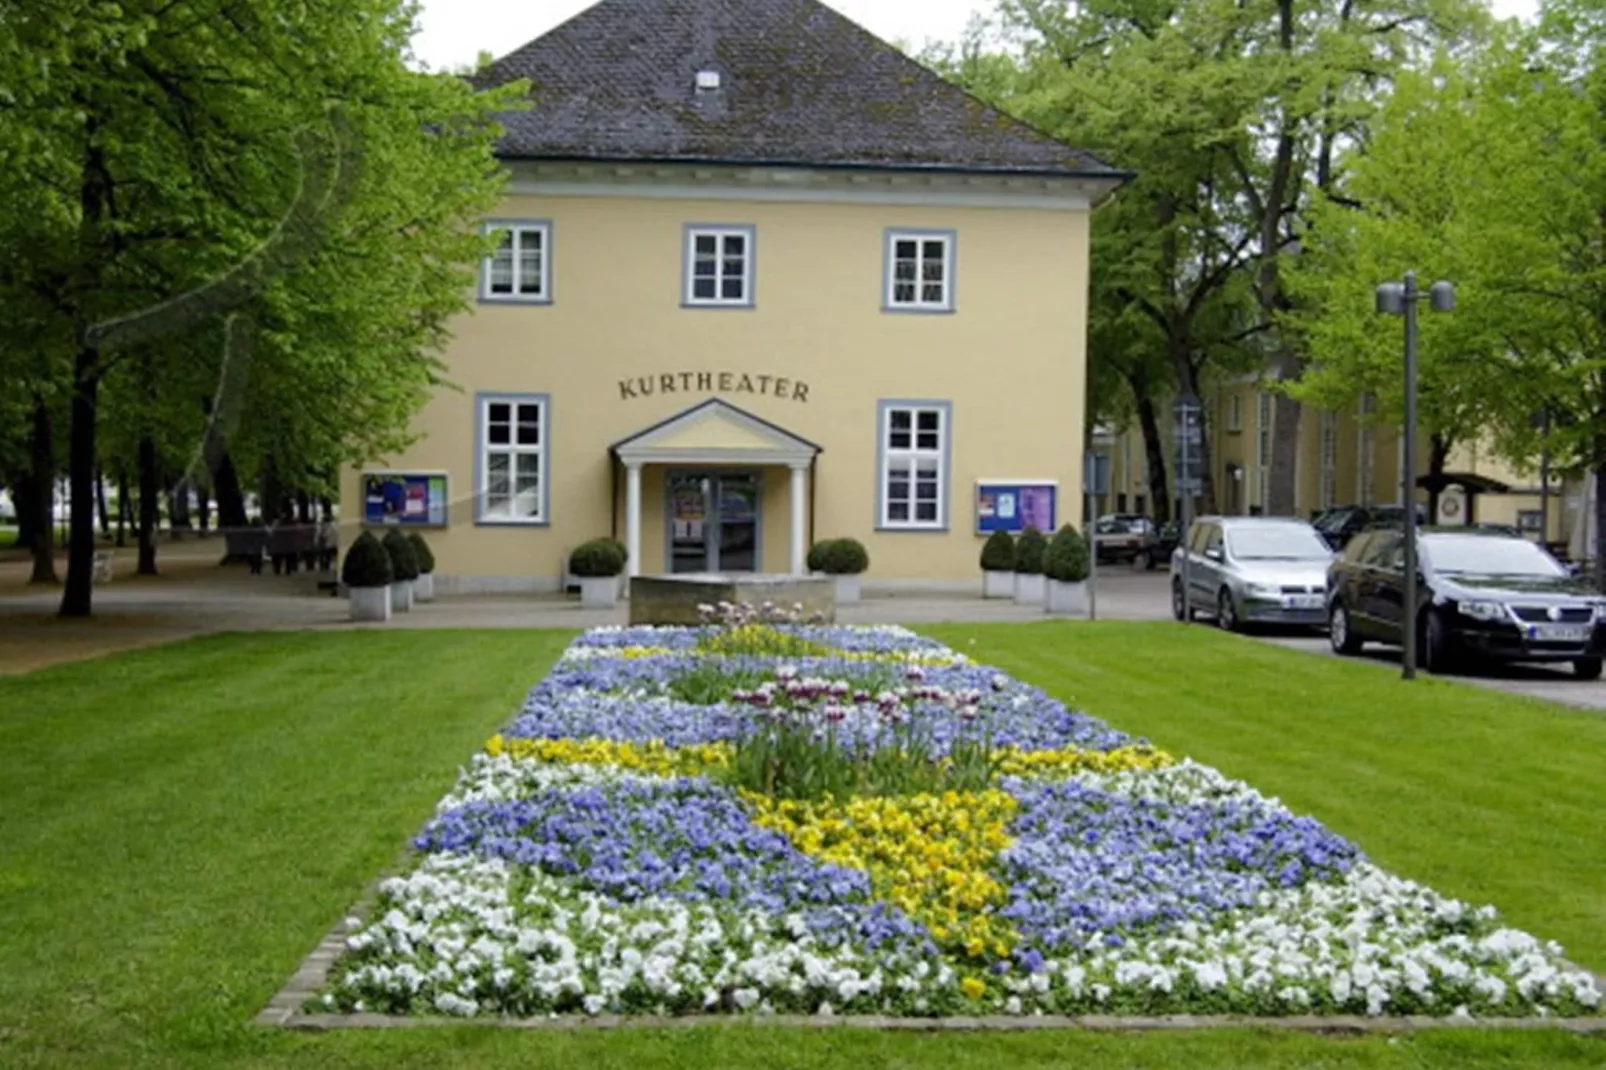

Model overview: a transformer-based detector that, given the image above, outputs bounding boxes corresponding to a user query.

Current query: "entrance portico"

[611,400,821,578]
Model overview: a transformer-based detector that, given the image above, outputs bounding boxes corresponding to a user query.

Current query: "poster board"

[976,481,1058,535]
[362,471,449,528]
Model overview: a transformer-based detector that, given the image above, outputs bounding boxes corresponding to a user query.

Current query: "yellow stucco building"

[340,0,1125,592]
[1104,380,1579,547]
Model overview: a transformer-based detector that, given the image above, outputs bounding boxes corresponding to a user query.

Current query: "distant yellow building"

[338,0,1125,592]
[1104,380,1576,546]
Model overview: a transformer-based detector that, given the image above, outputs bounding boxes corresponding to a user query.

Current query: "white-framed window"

[1256,392,1273,510]
[1319,410,1339,509]
[684,225,754,307]
[885,230,955,312]
[1358,392,1377,505]
[476,393,548,525]
[878,400,950,529]
[481,221,551,303]
[1226,393,1242,432]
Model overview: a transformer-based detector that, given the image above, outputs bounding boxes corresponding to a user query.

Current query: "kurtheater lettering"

[619,370,811,402]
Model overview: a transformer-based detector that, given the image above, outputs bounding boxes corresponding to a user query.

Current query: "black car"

[1137,520,1180,570]
[1312,504,1429,551]
[1326,528,1606,677]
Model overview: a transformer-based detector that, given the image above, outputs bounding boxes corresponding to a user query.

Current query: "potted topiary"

[381,529,420,612]
[813,537,869,604]
[1043,523,1091,615]
[341,531,394,622]
[979,531,1016,599]
[570,537,626,607]
[1013,525,1047,605]
[406,531,436,602]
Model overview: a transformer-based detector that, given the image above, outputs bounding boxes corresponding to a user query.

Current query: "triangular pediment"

[612,399,821,467]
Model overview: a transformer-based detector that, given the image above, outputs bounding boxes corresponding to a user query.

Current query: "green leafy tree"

[0,0,521,616]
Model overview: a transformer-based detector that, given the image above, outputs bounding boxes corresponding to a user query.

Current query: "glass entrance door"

[667,473,760,574]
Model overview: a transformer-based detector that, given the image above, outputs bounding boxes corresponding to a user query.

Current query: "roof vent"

[695,70,722,92]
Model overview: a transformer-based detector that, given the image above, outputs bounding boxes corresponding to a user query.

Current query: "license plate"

[1528,624,1591,642]
[1284,595,1323,610]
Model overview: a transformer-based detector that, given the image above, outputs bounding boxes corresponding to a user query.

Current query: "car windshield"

[1226,525,1331,560]
[1423,535,1566,578]
[1314,509,1352,534]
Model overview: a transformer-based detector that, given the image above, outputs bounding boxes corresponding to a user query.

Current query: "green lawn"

[0,627,1601,1069]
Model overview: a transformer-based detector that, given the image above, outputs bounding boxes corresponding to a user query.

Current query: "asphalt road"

[1091,566,1606,713]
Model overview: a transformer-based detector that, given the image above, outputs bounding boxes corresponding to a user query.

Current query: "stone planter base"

[391,581,413,613]
[349,585,391,622]
[1014,572,1045,605]
[983,570,1014,599]
[630,573,835,626]
[580,576,621,608]
[833,574,861,605]
[1045,579,1089,615]
[413,572,435,603]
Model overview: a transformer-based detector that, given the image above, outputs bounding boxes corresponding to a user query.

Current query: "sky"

[412,0,1542,73]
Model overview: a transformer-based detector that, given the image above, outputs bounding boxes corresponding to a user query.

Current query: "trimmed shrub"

[1044,523,1091,583]
[816,538,869,575]
[1014,526,1047,574]
[340,531,393,588]
[570,537,626,578]
[406,532,436,574]
[806,540,830,573]
[980,531,1016,571]
[381,529,421,581]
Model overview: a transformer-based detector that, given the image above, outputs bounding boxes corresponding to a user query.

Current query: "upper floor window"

[878,400,950,530]
[476,393,548,525]
[1226,393,1242,433]
[684,225,754,307]
[481,221,551,303]
[885,230,955,312]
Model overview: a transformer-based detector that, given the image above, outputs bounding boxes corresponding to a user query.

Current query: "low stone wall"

[629,573,836,625]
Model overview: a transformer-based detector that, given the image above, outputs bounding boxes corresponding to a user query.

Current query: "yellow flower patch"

[485,735,732,775]
[994,743,1173,778]
[745,789,1020,961]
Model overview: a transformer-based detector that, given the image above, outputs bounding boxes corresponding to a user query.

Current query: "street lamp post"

[1375,271,1455,680]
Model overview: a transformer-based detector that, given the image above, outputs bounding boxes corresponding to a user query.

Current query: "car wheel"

[1216,588,1240,632]
[1172,578,1194,622]
[1329,600,1364,655]
[1421,609,1457,674]
[1144,550,1158,571]
[1573,657,1603,680]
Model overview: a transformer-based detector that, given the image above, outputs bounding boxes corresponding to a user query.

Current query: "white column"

[789,463,807,575]
[626,463,643,578]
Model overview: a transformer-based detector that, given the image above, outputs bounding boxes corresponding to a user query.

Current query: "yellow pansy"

[484,735,731,776]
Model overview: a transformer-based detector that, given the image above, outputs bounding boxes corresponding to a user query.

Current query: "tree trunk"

[58,347,99,617]
[1135,395,1170,524]
[26,401,57,583]
[116,470,129,547]
[196,479,211,534]
[138,435,159,575]
[295,491,311,524]
[1267,386,1303,517]
[1169,350,1219,516]
[168,483,191,536]
[95,469,110,539]
[1595,460,1606,595]
[212,448,249,528]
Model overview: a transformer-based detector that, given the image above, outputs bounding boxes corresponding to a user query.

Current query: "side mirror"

[1205,548,1224,563]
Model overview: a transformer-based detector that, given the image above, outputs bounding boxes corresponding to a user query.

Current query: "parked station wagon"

[1171,517,1334,631]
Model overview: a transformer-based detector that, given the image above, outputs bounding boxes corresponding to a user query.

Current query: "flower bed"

[319,622,1601,1021]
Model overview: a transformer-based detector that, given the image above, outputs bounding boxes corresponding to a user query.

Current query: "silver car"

[1170,516,1334,630]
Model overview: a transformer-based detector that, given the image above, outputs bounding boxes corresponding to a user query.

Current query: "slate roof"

[475,0,1122,178]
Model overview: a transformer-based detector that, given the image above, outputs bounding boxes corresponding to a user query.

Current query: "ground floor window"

[878,400,950,530]
[477,393,548,524]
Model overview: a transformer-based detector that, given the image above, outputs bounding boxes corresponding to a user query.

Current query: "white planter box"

[349,585,391,622]
[833,574,861,605]
[391,580,414,613]
[983,570,1014,599]
[413,572,435,603]
[580,575,620,608]
[1044,578,1089,616]
[1014,572,1045,605]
